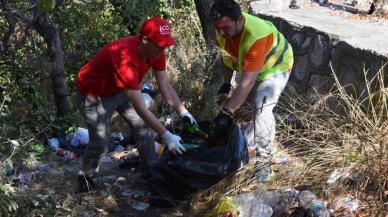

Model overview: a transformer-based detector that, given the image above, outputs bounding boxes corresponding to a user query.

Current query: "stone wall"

[253,13,387,97]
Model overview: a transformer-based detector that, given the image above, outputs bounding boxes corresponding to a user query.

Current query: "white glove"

[179,109,197,125]
[161,131,186,154]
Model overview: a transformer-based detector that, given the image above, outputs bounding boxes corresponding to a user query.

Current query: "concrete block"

[309,74,333,92]
[310,35,330,68]
[293,54,310,81]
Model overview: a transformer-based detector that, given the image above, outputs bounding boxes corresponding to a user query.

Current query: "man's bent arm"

[126,90,166,135]
[154,70,186,113]
[223,71,258,113]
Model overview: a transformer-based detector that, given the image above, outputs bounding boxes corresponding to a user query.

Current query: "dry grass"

[275,63,387,214]
[186,63,387,216]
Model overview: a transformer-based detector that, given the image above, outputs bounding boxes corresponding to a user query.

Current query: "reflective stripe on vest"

[216,12,293,81]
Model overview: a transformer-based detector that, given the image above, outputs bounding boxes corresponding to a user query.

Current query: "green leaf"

[9,200,18,211]
[38,0,56,12]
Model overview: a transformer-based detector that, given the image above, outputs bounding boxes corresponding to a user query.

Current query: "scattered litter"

[38,164,52,173]
[121,190,131,197]
[298,190,330,217]
[101,175,117,183]
[56,148,77,160]
[117,177,126,182]
[132,200,149,211]
[114,145,125,152]
[154,142,164,158]
[272,154,289,164]
[70,127,89,147]
[333,197,360,212]
[252,163,273,182]
[250,203,273,217]
[142,93,154,108]
[111,132,124,141]
[204,196,239,217]
[236,191,283,217]
[48,138,60,150]
[14,172,33,185]
[108,132,125,152]
[100,156,114,163]
[131,190,146,199]
[32,199,39,207]
[281,188,300,208]
[327,168,351,188]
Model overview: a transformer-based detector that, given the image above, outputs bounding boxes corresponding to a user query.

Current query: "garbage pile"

[206,188,362,217]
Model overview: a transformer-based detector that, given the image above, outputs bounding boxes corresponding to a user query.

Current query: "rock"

[310,35,329,68]
[293,54,309,81]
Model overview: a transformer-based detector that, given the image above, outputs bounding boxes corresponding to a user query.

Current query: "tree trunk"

[31,0,71,117]
[0,0,16,57]
[193,0,224,117]
[193,0,216,46]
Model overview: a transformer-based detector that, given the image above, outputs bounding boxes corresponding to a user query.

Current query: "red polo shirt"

[76,36,166,96]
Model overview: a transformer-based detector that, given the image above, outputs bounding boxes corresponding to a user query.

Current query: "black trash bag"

[148,121,249,201]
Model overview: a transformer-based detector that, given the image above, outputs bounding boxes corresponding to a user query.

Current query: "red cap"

[140,17,176,48]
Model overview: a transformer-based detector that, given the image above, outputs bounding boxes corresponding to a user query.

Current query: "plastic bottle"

[298,190,330,217]
[180,142,203,153]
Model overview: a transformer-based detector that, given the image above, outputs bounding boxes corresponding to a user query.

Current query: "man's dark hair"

[210,0,242,21]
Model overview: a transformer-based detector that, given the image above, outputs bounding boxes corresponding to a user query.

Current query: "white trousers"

[243,71,290,161]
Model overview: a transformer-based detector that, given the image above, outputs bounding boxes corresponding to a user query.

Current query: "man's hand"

[161,131,186,154]
[179,109,197,125]
[217,83,231,95]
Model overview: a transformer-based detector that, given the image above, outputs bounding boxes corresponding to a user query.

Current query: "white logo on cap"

[160,25,170,35]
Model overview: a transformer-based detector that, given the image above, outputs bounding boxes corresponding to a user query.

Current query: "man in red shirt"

[76,17,196,192]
